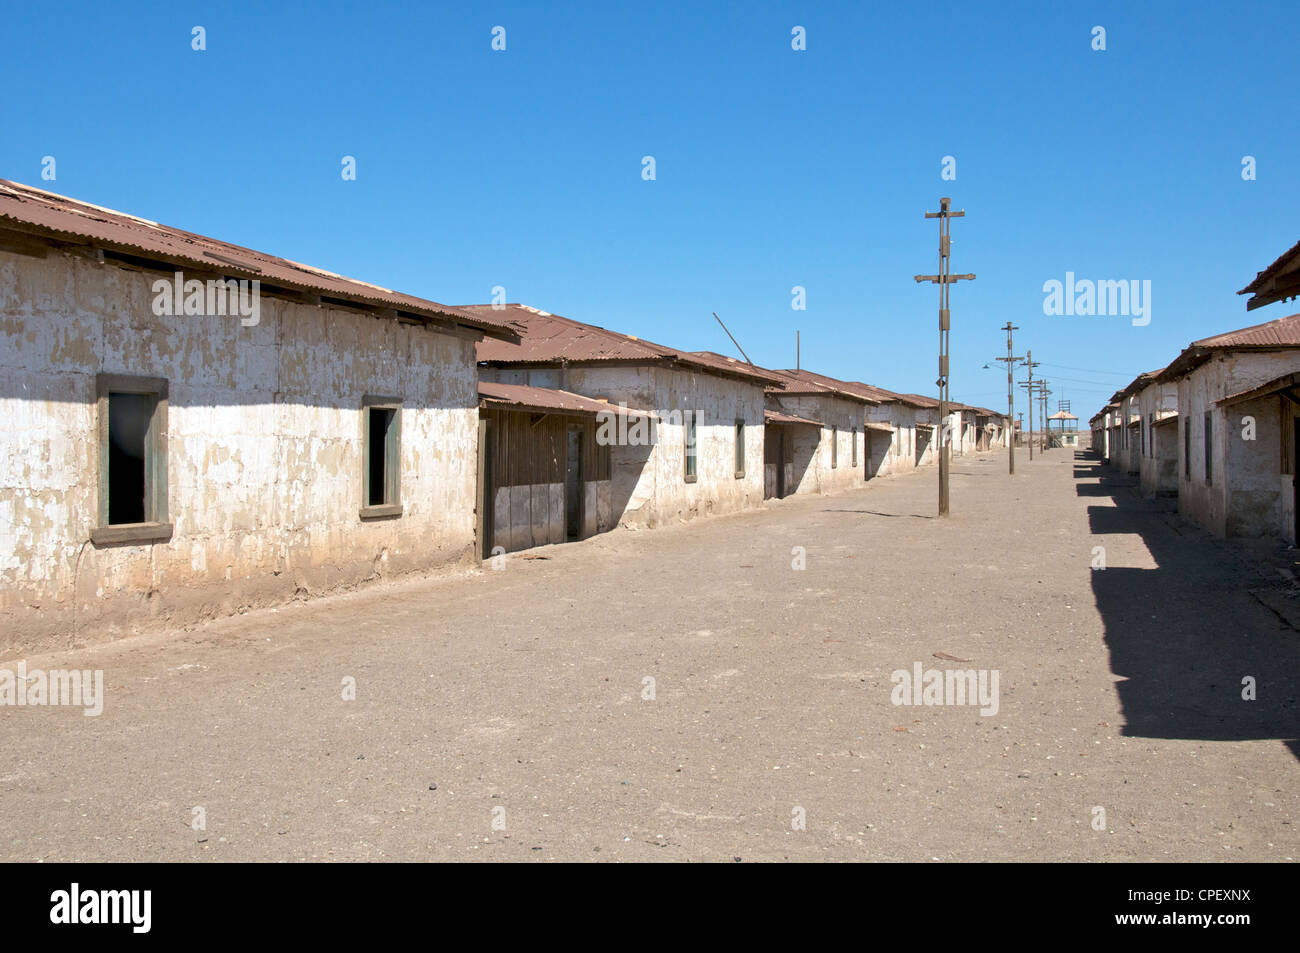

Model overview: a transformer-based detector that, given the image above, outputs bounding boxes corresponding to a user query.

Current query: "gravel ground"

[1,448,1296,862]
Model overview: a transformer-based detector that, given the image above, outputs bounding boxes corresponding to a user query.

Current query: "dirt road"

[2,448,1296,861]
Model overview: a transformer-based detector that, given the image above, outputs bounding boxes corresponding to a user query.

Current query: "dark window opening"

[685,411,697,482]
[734,419,745,478]
[367,406,397,507]
[107,392,153,525]
[1183,416,1191,479]
[1204,411,1212,485]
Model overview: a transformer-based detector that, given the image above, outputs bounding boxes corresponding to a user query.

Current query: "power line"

[1036,362,1134,378]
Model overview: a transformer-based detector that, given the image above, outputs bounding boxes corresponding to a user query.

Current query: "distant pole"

[1039,381,1051,452]
[796,330,800,370]
[914,197,975,517]
[1020,350,1040,461]
[993,322,1022,475]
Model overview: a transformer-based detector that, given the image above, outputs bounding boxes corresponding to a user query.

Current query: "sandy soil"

[1,448,1295,862]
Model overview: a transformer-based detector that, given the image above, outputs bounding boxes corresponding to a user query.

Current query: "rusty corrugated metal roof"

[478,381,652,417]
[706,360,876,404]
[1191,311,1300,348]
[763,409,822,426]
[1155,311,1300,386]
[0,179,515,338]
[467,305,785,386]
[1238,239,1300,311]
[773,368,891,405]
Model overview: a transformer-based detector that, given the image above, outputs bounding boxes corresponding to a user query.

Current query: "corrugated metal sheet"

[1192,311,1300,348]
[467,305,785,385]
[1238,239,1300,310]
[772,368,894,405]
[1153,311,1300,392]
[478,381,651,417]
[763,409,822,426]
[864,421,895,433]
[0,179,515,338]
[899,393,941,409]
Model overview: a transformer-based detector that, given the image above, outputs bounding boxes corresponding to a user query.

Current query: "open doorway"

[566,425,584,541]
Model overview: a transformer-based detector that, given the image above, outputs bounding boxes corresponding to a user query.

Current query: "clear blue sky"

[3,1,1295,415]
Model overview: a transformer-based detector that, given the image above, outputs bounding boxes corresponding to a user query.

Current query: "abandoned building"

[0,179,517,654]
[476,380,651,554]
[1093,238,1300,542]
[743,364,879,498]
[1157,313,1300,541]
[1127,370,1178,497]
[469,304,783,531]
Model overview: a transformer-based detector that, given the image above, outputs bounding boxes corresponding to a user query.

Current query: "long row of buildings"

[0,179,1009,654]
[1090,239,1300,544]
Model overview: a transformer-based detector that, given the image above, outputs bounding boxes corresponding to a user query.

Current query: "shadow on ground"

[1077,450,1300,760]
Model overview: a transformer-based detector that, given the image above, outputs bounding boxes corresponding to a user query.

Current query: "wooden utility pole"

[914,197,975,517]
[1038,380,1052,452]
[1019,350,1040,461]
[993,322,1022,475]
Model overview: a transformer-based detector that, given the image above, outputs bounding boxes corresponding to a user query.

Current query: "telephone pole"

[1038,380,1052,452]
[993,322,1022,475]
[914,197,975,517]
[1019,350,1040,460]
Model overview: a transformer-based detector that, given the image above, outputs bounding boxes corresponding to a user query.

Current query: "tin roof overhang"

[0,180,516,340]
[1217,372,1300,409]
[1238,240,1300,311]
[764,409,822,426]
[478,381,653,418]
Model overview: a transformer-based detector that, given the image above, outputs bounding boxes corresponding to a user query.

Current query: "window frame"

[92,373,172,546]
[360,394,404,520]
[1203,410,1212,485]
[733,417,745,479]
[684,410,698,483]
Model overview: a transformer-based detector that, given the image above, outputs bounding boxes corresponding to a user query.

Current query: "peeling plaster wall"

[479,363,766,528]
[1136,382,1178,497]
[0,248,480,656]
[767,394,868,494]
[867,403,918,476]
[1176,351,1300,540]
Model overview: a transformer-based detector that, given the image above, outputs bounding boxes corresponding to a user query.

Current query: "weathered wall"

[479,405,613,553]
[479,363,766,528]
[766,394,868,495]
[0,248,481,656]
[868,403,917,476]
[1177,351,1300,540]
[647,366,766,525]
[1136,382,1178,497]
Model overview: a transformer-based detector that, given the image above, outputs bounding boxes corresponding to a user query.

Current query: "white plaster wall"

[1136,382,1178,496]
[480,363,766,528]
[768,394,868,494]
[1177,351,1300,539]
[0,248,480,654]
[867,403,917,476]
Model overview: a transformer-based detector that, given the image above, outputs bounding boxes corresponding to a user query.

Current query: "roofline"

[0,180,517,341]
